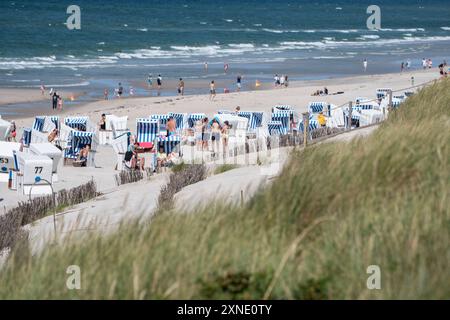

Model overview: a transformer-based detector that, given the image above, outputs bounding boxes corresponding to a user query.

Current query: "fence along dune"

[0,79,448,299]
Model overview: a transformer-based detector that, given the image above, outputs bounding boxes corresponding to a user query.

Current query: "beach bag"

[124,151,133,162]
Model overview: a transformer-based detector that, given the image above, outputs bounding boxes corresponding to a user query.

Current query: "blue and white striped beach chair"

[136,119,159,143]
[376,88,391,100]
[168,112,187,132]
[42,116,59,132]
[298,116,320,133]
[32,116,46,132]
[308,102,327,114]
[22,128,32,147]
[272,105,292,112]
[271,111,291,134]
[354,104,374,112]
[151,114,171,125]
[268,121,287,136]
[64,116,89,131]
[187,113,206,128]
[238,111,265,133]
[157,135,181,154]
[64,131,95,161]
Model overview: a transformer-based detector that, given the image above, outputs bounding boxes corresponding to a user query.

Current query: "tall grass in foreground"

[0,80,449,299]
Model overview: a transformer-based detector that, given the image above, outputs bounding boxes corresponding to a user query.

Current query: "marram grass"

[0,79,449,299]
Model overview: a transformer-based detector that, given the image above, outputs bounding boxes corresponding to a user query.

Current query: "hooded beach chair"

[22,128,32,147]
[64,116,89,131]
[157,135,181,155]
[271,111,291,134]
[376,88,392,100]
[43,116,59,133]
[168,112,187,132]
[272,105,293,112]
[64,131,97,167]
[136,119,159,144]
[308,102,328,114]
[32,116,46,132]
[237,111,265,133]
[187,113,206,129]
[267,121,285,136]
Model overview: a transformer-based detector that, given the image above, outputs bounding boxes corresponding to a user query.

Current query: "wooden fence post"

[347,101,353,131]
[388,89,393,111]
[302,112,310,147]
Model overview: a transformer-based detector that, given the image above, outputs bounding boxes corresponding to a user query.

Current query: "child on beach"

[58,96,63,110]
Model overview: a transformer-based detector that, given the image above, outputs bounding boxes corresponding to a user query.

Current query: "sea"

[0,0,449,114]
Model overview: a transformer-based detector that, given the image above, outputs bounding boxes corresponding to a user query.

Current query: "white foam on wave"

[441,27,450,31]
[137,28,148,32]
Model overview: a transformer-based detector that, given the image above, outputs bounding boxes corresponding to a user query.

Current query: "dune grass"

[0,80,449,299]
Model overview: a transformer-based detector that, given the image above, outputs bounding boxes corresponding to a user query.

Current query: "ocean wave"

[137,28,148,32]
[441,27,450,31]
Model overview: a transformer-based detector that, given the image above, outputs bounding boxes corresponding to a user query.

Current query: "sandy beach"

[2,68,439,130]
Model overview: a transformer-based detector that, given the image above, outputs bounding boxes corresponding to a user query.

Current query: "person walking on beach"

[40,84,46,96]
[204,62,208,72]
[236,74,242,92]
[178,78,185,96]
[51,91,60,110]
[104,88,108,100]
[280,75,286,87]
[224,63,229,74]
[422,58,427,69]
[401,62,405,72]
[129,86,135,96]
[363,59,368,72]
[209,80,216,100]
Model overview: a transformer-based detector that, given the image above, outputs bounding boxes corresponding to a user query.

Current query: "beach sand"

[1,69,438,129]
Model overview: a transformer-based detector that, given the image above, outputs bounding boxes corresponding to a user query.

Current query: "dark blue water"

[0,0,449,103]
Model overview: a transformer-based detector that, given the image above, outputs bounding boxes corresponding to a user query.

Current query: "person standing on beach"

[280,75,286,87]
[104,88,108,100]
[58,96,63,110]
[224,63,229,74]
[401,62,405,72]
[157,75,162,96]
[274,74,280,87]
[204,62,208,72]
[422,58,427,69]
[40,84,46,95]
[118,83,123,98]
[210,81,216,101]
[236,74,242,92]
[363,59,368,72]
[178,78,185,96]
[147,74,153,88]
[51,91,60,110]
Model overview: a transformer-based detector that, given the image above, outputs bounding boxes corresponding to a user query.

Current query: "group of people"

[422,58,433,69]
[195,116,231,156]
[400,60,412,72]
[123,135,179,172]
[274,74,289,88]
[312,87,329,96]
[39,85,64,110]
